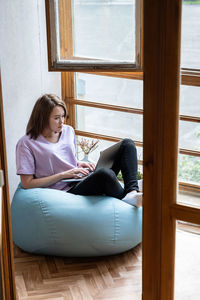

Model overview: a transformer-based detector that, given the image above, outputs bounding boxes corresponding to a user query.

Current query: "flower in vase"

[77,138,99,155]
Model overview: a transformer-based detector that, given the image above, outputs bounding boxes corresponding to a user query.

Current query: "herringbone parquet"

[14,243,142,300]
[14,224,200,300]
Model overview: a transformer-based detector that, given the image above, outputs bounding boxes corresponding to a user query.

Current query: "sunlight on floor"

[176,190,200,300]
[175,227,200,300]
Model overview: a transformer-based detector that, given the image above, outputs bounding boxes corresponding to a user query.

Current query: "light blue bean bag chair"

[11,184,142,257]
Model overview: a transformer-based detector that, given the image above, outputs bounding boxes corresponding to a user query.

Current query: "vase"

[81,153,91,163]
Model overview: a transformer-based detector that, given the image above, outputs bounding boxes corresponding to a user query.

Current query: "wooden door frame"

[143,0,200,299]
[142,0,181,298]
[0,71,16,300]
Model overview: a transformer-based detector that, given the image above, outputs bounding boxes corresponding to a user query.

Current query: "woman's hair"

[26,94,67,139]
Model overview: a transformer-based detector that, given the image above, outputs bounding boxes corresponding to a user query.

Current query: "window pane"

[181,1,200,69]
[175,221,200,300]
[76,105,143,142]
[73,0,136,62]
[178,154,200,185]
[178,189,200,207]
[75,73,143,109]
[180,85,200,117]
[179,120,200,151]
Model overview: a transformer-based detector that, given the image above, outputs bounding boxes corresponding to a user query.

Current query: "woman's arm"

[20,167,90,189]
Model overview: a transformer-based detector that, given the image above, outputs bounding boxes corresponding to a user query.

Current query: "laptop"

[62,140,122,183]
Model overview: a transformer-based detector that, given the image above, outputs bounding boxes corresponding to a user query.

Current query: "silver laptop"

[62,140,122,183]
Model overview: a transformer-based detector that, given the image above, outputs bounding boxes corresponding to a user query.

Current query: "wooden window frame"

[45,0,143,71]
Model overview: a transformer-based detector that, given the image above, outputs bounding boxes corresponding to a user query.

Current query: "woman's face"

[48,106,65,133]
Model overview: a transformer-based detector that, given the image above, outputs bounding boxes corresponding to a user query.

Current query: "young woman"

[16,94,142,207]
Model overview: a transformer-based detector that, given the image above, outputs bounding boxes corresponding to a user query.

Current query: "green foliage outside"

[178,155,200,183]
[137,170,143,180]
[117,155,199,185]
[117,170,143,182]
[183,0,200,4]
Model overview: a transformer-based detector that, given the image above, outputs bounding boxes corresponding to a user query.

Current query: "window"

[45,0,142,71]
[46,0,200,197]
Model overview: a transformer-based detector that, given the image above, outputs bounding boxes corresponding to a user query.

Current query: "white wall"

[0,0,61,199]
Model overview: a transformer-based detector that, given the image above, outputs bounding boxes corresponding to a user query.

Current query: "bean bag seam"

[113,200,120,244]
[113,201,116,244]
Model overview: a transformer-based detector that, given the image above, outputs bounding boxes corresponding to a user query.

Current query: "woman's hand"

[77,161,96,172]
[61,167,91,179]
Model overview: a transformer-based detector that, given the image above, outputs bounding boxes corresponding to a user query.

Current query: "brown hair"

[26,94,67,139]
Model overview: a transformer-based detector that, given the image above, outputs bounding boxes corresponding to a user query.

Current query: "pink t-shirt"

[16,125,77,191]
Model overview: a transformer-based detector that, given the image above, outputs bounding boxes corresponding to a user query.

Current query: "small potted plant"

[117,170,143,181]
[117,170,143,192]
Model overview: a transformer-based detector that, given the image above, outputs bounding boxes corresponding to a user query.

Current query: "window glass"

[178,154,200,186]
[180,85,200,117]
[72,0,136,62]
[179,120,200,151]
[178,82,200,196]
[76,105,143,142]
[75,73,143,109]
[181,1,200,69]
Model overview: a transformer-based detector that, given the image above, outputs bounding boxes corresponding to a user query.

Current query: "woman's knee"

[121,138,136,149]
[95,168,116,181]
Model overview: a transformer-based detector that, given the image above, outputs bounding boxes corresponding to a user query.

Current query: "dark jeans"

[68,139,139,199]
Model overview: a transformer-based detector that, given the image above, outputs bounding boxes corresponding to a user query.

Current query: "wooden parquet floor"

[14,227,200,300]
[14,243,142,300]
